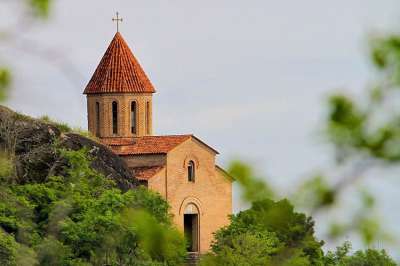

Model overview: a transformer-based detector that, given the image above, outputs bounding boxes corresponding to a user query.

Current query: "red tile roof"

[84,32,155,94]
[131,166,164,180]
[107,135,192,155]
[102,135,219,155]
[101,138,136,146]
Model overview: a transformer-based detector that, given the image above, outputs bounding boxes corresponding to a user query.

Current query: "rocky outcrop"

[0,105,138,191]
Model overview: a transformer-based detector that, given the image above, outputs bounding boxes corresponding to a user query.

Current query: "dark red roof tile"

[131,166,164,180]
[84,32,155,94]
[105,135,191,155]
[101,135,219,155]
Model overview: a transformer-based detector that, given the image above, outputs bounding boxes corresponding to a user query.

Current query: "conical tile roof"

[84,32,155,94]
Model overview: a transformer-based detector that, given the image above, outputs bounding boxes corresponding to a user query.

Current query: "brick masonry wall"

[148,168,167,198]
[87,93,153,138]
[147,138,232,253]
[123,154,166,168]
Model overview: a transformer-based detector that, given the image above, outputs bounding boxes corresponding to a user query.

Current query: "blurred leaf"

[29,0,52,18]
[372,48,387,69]
[359,189,375,209]
[293,175,335,210]
[0,68,11,102]
[121,209,186,264]
[370,35,400,85]
[228,160,274,202]
[328,223,347,239]
[327,94,366,162]
[369,86,384,103]
[359,217,380,245]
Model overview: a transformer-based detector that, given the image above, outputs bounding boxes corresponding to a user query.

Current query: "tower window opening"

[95,102,100,137]
[146,101,150,135]
[188,161,195,182]
[112,101,118,135]
[131,101,137,134]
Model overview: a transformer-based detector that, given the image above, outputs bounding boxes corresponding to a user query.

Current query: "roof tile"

[104,135,192,155]
[84,32,155,94]
[131,166,164,180]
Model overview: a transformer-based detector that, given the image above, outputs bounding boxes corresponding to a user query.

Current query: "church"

[83,31,233,254]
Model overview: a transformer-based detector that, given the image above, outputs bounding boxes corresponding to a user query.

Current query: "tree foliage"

[324,241,397,266]
[0,146,186,265]
[201,199,325,265]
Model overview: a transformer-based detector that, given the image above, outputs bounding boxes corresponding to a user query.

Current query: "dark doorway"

[184,214,199,252]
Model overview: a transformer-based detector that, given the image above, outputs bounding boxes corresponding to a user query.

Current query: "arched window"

[95,102,100,137]
[146,101,150,135]
[188,161,195,182]
[112,101,118,135]
[131,101,137,134]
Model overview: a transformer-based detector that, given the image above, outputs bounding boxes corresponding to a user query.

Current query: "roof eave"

[216,165,235,182]
[190,135,220,155]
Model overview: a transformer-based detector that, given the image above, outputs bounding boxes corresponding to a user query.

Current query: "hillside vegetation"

[0,106,397,266]
[0,106,186,265]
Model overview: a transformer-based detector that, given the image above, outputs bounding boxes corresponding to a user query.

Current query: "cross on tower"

[112,12,123,32]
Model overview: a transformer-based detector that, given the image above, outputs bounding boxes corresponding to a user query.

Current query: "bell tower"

[83,32,156,139]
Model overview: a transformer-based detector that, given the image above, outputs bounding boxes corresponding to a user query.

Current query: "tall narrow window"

[112,101,118,135]
[131,101,137,134]
[146,102,150,135]
[188,161,195,182]
[95,102,100,137]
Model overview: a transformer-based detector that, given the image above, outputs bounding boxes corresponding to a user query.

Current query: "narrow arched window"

[95,102,100,137]
[131,102,137,134]
[188,161,195,182]
[146,102,150,135]
[112,101,118,135]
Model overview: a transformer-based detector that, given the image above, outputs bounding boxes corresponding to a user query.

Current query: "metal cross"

[112,12,123,32]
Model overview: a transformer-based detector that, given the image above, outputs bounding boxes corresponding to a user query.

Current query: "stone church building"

[83,32,233,254]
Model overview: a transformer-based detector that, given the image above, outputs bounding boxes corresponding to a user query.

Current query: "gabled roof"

[103,135,219,155]
[108,135,191,155]
[216,165,235,181]
[131,166,165,180]
[84,32,155,94]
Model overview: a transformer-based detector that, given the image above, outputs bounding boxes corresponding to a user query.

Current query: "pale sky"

[1,0,400,256]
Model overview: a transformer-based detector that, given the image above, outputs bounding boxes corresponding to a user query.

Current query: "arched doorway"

[184,203,199,252]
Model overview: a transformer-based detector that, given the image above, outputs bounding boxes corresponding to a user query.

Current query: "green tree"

[0,229,18,266]
[201,199,324,265]
[324,242,397,266]
[0,142,186,265]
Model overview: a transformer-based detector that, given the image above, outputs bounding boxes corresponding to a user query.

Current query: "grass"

[38,115,99,142]
[39,115,72,133]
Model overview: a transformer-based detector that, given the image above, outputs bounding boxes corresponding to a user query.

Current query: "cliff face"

[0,105,137,191]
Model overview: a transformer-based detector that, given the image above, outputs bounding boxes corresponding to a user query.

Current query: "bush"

[203,199,324,265]
[324,242,397,266]
[0,229,18,266]
[0,147,186,265]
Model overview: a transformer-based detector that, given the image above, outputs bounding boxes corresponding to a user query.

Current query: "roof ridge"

[134,134,193,138]
[100,37,119,91]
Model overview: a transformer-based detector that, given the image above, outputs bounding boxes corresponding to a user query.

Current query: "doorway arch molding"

[179,197,203,216]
